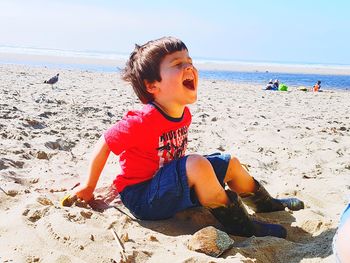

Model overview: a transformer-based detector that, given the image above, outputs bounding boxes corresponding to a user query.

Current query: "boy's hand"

[60,184,95,207]
[73,184,95,202]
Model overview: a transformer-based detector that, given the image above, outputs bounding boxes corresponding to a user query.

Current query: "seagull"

[44,73,59,87]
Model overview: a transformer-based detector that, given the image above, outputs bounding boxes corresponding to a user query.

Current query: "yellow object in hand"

[60,194,77,207]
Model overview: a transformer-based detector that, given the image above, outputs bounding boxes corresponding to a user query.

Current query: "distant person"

[69,36,304,238]
[265,79,277,90]
[333,202,350,263]
[313,80,321,92]
[273,79,280,90]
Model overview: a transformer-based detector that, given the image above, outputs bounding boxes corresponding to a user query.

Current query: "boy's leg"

[186,154,229,207]
[224,156,255,194]
[190,153,286,238]
[224,156,304,212]
[208,190,286,238]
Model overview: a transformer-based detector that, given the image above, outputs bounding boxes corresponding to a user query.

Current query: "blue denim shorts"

[120,153,231,220]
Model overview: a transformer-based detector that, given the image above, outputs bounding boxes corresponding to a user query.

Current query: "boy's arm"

[74,135,111,201]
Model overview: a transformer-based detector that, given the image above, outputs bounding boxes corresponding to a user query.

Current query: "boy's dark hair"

[121,36,188,104]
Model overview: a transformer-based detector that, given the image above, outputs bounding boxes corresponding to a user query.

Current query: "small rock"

[36,151,49,160]
[148,235,157,242]
[7,189,19,197]
[107,111,114,118]
[90,234,95,241]
[187,226,234,257]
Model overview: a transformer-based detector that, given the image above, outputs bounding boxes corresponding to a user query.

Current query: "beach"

[1,63,349,262]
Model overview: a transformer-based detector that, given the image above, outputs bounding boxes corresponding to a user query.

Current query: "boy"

[73,36,304,238]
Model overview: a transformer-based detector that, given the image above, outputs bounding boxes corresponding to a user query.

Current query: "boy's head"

[122,36,189,104]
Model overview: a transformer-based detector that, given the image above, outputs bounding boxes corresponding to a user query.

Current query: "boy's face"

[149,49,198,111]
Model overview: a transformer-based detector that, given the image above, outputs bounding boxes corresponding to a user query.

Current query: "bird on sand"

[44,73,59,86]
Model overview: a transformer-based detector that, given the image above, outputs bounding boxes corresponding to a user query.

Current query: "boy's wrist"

[84,182,97,190]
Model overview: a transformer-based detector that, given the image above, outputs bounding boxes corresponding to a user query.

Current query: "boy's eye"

[175,62,192,68]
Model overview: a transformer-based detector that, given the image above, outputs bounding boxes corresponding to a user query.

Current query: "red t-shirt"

[104,103,191,192]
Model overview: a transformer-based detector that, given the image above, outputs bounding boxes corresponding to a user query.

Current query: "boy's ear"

[144,80,158,94]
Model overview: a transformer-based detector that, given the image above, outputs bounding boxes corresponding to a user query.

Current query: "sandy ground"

[0,64,349,263]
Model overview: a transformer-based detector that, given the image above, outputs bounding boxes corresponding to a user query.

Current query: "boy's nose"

[184,63,194,70]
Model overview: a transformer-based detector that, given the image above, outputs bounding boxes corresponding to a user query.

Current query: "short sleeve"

[104,113,142,155]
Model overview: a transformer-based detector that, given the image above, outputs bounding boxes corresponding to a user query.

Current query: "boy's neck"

[151,101,185,118]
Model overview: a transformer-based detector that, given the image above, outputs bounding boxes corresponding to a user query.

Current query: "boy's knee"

[226,156,241,173]
[229,156,240,166]
[186,154,214,184]
[186,154,211,170]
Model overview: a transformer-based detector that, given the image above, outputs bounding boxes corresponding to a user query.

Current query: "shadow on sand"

[137,207,336,263]
[85,187,335,263]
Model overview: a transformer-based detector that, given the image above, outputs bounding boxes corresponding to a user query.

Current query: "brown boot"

[208,190,287,238]
[240,178,304,213]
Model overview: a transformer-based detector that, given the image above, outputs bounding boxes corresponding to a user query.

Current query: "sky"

[0,0,349,65]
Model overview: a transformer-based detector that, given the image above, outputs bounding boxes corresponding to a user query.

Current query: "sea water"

[1,46,350,91]
[200,70,350,90]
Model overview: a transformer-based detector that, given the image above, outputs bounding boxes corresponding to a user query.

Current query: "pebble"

[36,151,49,160]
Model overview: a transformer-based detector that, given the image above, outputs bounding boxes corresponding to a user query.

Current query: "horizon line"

[1,44,350,68]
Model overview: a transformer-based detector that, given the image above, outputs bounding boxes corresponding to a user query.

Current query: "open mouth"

[183,79,195,90]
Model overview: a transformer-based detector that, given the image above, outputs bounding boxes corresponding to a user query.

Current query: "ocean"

[200,70,350,90]
[1,46,350,91]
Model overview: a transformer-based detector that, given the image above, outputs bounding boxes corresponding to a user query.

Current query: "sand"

[0,63,349,262]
